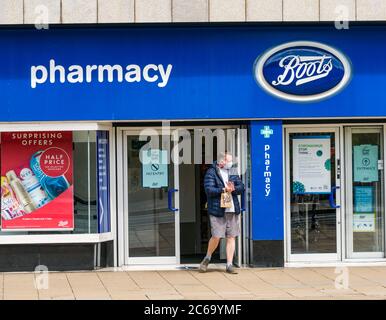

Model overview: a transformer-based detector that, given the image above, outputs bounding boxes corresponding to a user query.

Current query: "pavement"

[2,265,386,300]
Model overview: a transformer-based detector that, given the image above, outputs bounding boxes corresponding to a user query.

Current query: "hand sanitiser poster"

[0,132,74,231]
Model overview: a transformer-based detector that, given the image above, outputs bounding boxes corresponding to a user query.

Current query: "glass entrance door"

[123,131,180,264]
[345,127,385,259]
[286,127,341,262]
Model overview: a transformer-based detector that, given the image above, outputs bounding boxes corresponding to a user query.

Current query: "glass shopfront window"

[0,130,109,235]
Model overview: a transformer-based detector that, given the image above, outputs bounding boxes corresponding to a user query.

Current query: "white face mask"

[223,161,233,170]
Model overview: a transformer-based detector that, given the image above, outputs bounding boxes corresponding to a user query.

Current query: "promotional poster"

[0,131,74,231]
[292,136,331,194]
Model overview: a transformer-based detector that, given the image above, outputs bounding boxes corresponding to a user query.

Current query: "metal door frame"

[118,128,180,265]
[344,126,385,259]
[116,125,248,266]
[285,126,343,263]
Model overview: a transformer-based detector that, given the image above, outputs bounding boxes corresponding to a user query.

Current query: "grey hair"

[218,151,232,161]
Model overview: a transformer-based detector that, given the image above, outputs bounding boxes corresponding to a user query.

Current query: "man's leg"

[225,236,237,274]
[199,215,225,273]
[199,237,220,273]
[225,213,239,274]
[207,236,221,257]
[226,236,235,264]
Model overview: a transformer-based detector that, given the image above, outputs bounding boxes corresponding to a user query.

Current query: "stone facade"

[0,0,384,24]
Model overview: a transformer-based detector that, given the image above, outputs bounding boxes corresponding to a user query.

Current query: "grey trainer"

[199,257,210,273]
[226,264,238,274]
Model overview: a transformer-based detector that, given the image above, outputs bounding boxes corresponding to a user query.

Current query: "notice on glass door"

[353,214,375,232]
[354,186,373,213]
[353,144,379,183]
[353,186,375,232]
[141,149,168,188]
[292,136,331,194]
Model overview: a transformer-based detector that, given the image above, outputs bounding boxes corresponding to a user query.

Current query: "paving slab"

[354,286,386,296]
[97,271,142,297]
[66,272,110,300]
[349,267,386,286]
[0,267,386,300]
[159,270,202,286]
[127,271,174,290]
[191,270,251,295]
[284,288,331,298]
[36,273,74,300]
[251,269,307,289]
[146,293,185,300]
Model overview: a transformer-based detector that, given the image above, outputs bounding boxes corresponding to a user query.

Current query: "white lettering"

[272,55,333,87]
[31,65,48,88]
[98,65,123,83]
[30,60,173,88]
[143,64,158,83]
[86,65,98,83]
[67,65,83,83]
[49,59,65,84]
[264,144,272,197]
[158,64,173,88]
[125,64,141,83]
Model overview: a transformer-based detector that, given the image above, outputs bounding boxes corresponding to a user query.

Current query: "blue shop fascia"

[0,23,384,271]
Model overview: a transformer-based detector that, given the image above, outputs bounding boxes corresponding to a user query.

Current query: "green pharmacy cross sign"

[260,126,273,138]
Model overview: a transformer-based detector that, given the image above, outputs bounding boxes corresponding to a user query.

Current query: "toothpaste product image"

[30,151,70,200]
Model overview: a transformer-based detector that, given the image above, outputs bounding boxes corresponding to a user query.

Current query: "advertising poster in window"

[292,136,331,194]
[0,131,74,231]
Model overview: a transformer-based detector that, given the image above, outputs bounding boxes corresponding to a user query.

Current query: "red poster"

[1,131,74,231]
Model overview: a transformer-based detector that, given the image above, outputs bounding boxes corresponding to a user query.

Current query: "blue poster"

[97,131,110,233]
[141,149,168,188]
[354,186,373,213]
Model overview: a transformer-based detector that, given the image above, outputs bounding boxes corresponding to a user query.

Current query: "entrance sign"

[141,149,168,188]
[353,144,378,182]
[292,136,331,194]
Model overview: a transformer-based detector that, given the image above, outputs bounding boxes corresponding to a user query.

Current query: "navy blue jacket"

[204,162,245,217]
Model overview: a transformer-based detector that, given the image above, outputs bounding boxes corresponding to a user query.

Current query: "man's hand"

[226,181,235,193]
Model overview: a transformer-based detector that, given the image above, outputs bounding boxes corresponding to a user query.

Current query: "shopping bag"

[220,192,232,208]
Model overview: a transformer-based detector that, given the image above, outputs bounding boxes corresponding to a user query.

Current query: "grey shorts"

[209,213,240,238]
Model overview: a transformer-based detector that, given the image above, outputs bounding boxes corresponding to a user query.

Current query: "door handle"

[168,188,179,212]
[329,186,341,209]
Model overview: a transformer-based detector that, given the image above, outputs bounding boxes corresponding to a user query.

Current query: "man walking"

[199,152,245,274]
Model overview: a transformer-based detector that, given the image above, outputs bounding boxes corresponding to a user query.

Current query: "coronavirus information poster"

[0,131,74,231]
[292,136,331,194]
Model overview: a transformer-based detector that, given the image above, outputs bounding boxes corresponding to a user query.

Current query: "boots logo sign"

[254,41,352,102]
